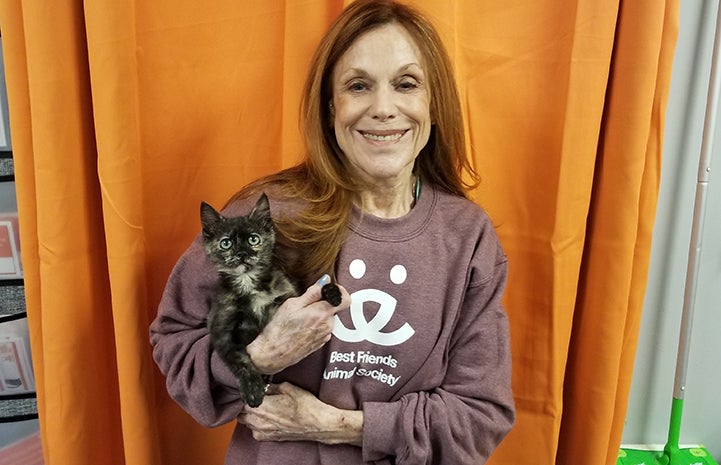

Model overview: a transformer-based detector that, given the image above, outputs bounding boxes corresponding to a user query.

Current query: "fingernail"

[316,274,330,286]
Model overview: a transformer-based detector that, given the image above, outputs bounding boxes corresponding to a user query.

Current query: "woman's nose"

[369,86,397,121]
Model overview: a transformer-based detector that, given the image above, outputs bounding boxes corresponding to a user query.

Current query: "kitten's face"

[200,194,275,275]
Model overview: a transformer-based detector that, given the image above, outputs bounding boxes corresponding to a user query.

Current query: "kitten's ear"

[200,201,222,236]
[250,192,271,220]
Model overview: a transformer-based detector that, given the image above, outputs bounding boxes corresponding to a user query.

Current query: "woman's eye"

[247,234,261,247]
[348,81,368,92]
[219,238,233,250]
[396,79,419,91]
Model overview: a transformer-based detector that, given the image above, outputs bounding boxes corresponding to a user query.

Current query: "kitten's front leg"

[207,300,267,406]
[235,354,268,408]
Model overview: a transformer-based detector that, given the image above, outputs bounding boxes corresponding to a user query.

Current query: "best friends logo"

[332,258,415,346]
[325,258,414,387]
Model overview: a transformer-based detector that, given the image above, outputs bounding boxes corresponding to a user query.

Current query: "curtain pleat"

[460,2,621,463]
[0,1,124,463]
[83,1,161,463]
[0,1,678,464]
[0,0,46,453]
[556,2,678,465]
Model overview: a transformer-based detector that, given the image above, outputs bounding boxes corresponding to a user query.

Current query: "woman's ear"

[328,101,335,127]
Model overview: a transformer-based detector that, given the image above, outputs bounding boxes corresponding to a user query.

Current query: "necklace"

[411,176,421,208]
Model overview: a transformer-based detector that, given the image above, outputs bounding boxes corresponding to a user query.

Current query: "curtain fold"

[557,2,679,465]
[84,1,160,463]
[1,0,123,464]
[0,1,678,464]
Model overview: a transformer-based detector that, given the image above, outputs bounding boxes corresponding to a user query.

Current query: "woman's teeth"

[363,132,403,141]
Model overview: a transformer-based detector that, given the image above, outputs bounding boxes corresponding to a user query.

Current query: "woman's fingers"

[290,274,351,314]
[246,279,350,374]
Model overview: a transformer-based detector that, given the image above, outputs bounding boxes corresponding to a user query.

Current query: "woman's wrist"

[317,407,364,446]
[247,333,280,375]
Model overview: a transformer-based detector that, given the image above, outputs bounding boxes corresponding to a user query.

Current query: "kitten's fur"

[201,193,299,407]
[200,192,342,407]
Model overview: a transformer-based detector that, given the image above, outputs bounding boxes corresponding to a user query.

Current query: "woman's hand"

[246,276,350,375]
[238,382,363,446]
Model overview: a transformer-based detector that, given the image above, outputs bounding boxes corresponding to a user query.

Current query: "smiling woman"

[150,1,515,464]
[330,23,432,218]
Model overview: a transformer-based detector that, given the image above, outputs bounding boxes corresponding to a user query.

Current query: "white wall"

[622,1,721,461]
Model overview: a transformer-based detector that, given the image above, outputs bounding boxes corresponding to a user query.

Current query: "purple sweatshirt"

[150,183,515,465]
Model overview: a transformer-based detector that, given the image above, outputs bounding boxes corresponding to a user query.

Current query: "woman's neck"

[356,175,419,219]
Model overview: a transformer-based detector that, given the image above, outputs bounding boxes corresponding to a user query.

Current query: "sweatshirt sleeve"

[149,235,245,428]
[362,245,515,464]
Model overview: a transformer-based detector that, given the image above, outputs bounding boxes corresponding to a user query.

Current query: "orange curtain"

[0,1,678,464]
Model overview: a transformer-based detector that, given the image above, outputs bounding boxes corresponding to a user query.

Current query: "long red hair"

[232,0,479,279]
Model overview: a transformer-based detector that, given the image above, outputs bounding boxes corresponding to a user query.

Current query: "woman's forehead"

[333,24,425,78]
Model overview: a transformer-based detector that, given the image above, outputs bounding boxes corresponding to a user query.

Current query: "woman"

[150,1,515,464]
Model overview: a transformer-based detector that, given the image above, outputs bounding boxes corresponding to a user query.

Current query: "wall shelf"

[0,152,37,423]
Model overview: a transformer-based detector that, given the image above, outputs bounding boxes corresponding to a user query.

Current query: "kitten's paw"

[243,381,267,408]
[321,283,342,307]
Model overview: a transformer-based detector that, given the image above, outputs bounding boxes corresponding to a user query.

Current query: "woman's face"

[330,23,432,187]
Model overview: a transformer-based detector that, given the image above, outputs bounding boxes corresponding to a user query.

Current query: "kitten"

[200,192,341,407]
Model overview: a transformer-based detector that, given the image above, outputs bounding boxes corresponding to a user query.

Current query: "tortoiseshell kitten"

[200,192,341,407]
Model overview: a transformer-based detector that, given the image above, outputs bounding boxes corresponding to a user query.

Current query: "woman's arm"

[149,237,350,427]
[362,257,515,464]
[247,275,350,375]
[239,382,364,446]
[149,239,243,427]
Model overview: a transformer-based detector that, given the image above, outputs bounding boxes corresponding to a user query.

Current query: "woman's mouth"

[360,130,406,142]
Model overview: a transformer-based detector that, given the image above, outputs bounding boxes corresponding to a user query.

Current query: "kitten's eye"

[219,238,233,251]
[247,234,261,247]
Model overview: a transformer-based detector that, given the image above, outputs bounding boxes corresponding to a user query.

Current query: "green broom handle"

[664,2,720,462]
[663,398,684,462]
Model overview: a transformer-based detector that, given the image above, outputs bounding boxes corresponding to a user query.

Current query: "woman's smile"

[359,129,408,142]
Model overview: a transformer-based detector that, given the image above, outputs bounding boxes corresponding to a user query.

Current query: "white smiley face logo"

[332,259,415,346]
